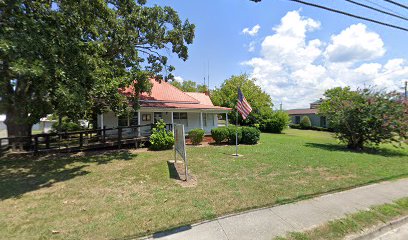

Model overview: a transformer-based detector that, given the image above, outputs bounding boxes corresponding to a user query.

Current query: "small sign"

[174,124,188,181]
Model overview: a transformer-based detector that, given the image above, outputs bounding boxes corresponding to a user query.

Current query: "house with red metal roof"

[97,79,231,134]
[286,98,328,128]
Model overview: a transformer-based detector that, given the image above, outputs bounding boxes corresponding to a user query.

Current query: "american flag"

[237,88,252,119]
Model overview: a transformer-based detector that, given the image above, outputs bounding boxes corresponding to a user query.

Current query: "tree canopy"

[170,80,208,93]
[319,87,408,150]
[0,0,195,138]
[211,74,274,126]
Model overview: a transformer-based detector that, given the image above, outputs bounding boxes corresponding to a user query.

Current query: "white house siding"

[0,121,7,138]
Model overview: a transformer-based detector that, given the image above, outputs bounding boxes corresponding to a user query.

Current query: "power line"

[345,0,408,21]
[288,0,408,32]
[383,0,408,10]
[363,0,405,16]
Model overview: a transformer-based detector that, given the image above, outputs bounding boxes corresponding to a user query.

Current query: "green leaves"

[0,0,195,136]
[319,87,408,149]
[211,74,274,126]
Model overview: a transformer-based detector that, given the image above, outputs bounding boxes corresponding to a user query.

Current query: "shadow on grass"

[167,161,181,180]
[113,225,193,240]
[304,142,408,157]
[0,150,137,200]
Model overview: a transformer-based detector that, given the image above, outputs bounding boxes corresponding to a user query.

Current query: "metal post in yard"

[235,111,238,157]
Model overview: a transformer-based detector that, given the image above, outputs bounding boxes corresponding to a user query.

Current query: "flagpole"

[235,110,238,157]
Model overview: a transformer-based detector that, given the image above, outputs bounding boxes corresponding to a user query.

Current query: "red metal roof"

[185,92,214,106]
[120,79,231,111]
[121,79,200,103]
[141,102,231,110]
[286,108,319,115]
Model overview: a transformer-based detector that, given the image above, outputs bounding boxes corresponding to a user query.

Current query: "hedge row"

[211,126,260,145]
[289,124,333,132]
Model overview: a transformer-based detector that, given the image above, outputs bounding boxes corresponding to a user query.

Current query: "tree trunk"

[4,111,33,151]
[347,137,364,151]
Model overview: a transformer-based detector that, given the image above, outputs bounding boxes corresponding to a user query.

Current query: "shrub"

[260,111,291,133]
[226,126,242,144]
[319,87,408,149]
[300,116,312,129]
[188,128,205,145]
[51,118,83,132]
[241,126,260,144]
[211,127,228,144]
[149,119,175,150]
[289,124,333,132]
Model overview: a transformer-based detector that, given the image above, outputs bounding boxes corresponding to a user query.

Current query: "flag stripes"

[237,88,252,119]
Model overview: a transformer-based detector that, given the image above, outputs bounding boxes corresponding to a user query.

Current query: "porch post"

[171,112,174,133]
[137,111,141,137]
[100,113,104,129]
[200,112,203,129]
[225,113,228,127]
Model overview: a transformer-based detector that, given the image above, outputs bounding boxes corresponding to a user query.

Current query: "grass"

[276,197,408,240]
[1,129,407,239]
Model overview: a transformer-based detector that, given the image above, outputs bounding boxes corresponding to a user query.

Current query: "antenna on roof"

[207,60,210,91]
[203,62,206,91]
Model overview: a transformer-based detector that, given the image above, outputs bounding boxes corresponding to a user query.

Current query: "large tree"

[0,0,195,139]
[211,74,274,126]
[170,80,208,93]
[319,87,408,150]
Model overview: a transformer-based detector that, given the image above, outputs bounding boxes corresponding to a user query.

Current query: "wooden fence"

[0,124,173,154]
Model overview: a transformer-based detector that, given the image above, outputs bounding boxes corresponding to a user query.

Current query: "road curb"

[348,215,408,240]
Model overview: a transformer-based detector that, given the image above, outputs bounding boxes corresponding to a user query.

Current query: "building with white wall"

[97,79,231,134]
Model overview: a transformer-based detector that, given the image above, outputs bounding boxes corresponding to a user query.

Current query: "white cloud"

[243,10,407,109]
[247,41,256,52]
[242,24,261,36]
[173,76,184,82]
[325,23,385,62]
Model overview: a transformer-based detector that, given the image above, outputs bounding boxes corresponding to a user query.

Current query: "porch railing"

[0,123,173,154]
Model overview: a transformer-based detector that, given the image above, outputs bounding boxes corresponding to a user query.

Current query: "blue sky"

[148,0,408,109]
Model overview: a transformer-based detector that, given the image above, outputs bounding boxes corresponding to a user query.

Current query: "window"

[118,115,128,127]
[203,113,207,127]
[295,116,301,124]
[130,115,139,126]
[173,112,188,127]
[142,114,151,121]
[174,112,187,119]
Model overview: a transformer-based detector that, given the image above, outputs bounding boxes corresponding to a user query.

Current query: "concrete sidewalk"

[146,178,408,240]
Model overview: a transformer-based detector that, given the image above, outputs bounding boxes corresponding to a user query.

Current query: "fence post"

[19,138,24,151]
[45,135,50,149]
[34,136,39,154]
[102,126,106,145]
[118,127,122,149]
[0,139,2,157]
[79,132,83,148]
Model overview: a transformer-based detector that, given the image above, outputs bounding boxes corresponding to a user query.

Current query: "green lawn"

[1,129,407,239]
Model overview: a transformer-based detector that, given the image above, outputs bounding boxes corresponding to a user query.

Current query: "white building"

[97,79,231,134]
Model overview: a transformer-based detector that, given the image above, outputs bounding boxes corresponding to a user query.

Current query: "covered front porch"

[97,108,230,136]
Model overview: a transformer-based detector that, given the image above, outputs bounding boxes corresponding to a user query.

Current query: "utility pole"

[405,81,407,100]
